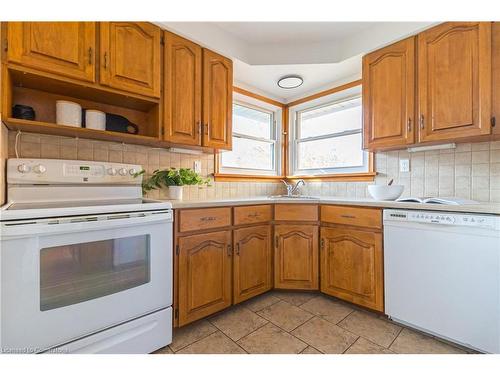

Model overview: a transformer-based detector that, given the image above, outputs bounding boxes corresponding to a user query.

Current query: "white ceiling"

[159,22,435,103]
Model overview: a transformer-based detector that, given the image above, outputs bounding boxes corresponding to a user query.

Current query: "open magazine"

[396,197,479,205]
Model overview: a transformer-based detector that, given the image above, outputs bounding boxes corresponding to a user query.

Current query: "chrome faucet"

[281,179,306,197]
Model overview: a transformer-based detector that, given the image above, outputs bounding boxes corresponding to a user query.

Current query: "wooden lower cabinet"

[320,226,384,312]
[274,224,319,290]
[233,225,272,304]
[177,230,232,326]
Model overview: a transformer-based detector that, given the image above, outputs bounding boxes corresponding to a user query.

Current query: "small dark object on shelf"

[12,104,35,120]
[105,113,139,135]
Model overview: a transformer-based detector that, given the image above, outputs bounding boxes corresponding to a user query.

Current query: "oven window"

[40,235,150,311]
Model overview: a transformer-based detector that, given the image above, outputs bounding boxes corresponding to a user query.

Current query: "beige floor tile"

[300,346,322,354]
[209,306,268,341]
[177,331,246,354]
[153,345,174,354]
[345,338,394,354]
[390,328,466,354]
[338,311,402,348]
[241,292,281,312]
[238,323,308,354]
[300,295,354,324]
[257,300,313,331]
[170,319,218,352]
[273,290,318,306]
[291,317,358,354]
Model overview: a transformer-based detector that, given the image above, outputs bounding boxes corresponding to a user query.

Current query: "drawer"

[274,204,318,222]
[234,205,272,225]
[178,207,232,232]
[321,205,382,229]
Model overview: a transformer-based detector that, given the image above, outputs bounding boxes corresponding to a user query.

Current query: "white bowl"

[368,185,404,201]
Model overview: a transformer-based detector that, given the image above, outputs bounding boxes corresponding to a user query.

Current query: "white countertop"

[165,196,500,215]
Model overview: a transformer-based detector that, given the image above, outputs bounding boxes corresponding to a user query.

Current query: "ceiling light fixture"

[277,75,303,89]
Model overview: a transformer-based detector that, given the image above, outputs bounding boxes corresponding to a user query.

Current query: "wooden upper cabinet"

[274,225,319,290]
[177,230,232,326]
[99,22,161,98]
[233,225,272,304]
[6,22,96,82]
[493,22,500,136]
[320,227,384,312]
[202,49,233,149]
[363,37,416,150]
[417,22,492,142]
[163,32,202,145]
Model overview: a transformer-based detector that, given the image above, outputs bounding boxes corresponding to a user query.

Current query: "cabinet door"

[163,32,202,145]
[7,22,96,82]
[202,49,233,149]
[418,22,491,142]
[178,230,232,326]
[320,227,383,312]
[274,225,318,290]
[362,37,415,150]
[233,225,272,304]
[493,22,500,136]
[100,22,161,97]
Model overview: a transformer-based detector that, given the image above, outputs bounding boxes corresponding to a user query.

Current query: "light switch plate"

[193,160,201,174]
[399,159,410,173]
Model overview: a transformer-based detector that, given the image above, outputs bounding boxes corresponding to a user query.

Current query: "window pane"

[221,137,274,170]
[298,97,362,139]
[40,235,150,311]
[233,104,272,139]
[297,133,363,170]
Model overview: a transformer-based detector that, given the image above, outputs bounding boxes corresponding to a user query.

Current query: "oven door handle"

[1,211,173,238]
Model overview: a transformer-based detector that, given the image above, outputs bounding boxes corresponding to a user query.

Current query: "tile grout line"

[169,320,220,353]
[342,336,361,354]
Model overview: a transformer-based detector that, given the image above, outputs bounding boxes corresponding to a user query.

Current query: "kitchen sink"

[268,195,319,200]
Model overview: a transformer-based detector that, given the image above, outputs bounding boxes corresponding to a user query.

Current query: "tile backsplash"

[6,131,500,203]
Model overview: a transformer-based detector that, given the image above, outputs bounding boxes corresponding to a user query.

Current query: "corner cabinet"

[177,230,232,326]
[99,22,161,98]
[202,49,233,150]
[362,37,416,150]
[233,225,272,304]
[274,225,319,290]
[320,227,384,312]
[417,22,491,142]
[163,32,202,145]
[6,22,96,82]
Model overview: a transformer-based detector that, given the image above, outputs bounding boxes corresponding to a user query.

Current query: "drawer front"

[274,204,318,222]
[321,205,382,229]
[234,205,272,226]
[178,207,232,232]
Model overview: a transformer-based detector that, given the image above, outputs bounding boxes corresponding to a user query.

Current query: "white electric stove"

[0,158,173,354]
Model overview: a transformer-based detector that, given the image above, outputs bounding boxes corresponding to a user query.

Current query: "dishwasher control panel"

[384,209,499,230]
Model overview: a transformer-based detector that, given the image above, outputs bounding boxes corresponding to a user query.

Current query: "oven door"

[0,210,172,353]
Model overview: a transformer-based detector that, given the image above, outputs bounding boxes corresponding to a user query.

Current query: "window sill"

[286,172,376,182]
[213,173,285,182]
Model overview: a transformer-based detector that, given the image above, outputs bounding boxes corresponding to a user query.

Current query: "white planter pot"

[168,186,183,200]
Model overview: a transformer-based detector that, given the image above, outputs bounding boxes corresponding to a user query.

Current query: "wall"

[6,131,282,201]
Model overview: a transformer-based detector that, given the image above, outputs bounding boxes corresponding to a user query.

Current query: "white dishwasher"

[383,209,500,353]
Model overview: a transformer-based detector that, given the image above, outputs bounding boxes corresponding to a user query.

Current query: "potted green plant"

[135,168,210,200]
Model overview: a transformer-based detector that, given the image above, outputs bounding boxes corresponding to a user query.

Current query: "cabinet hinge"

[160,35,165,46]
[492,117,496,128]
[321,238,324,249]
[275,236,278,248]
[174,309,179,319]
[175,244,179,255]
[3,39,7,52]
[161,128,165,136]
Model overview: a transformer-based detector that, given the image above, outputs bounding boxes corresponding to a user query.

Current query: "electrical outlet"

[193,160,201,174]
[399,159,410,173]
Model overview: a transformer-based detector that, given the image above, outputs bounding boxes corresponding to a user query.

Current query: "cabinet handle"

[227,244,232,257]
[420,114,425,129]
[197,121,202,134]
[104,52,108,69]
[204,123,209,135]
[340,214,356,219]
[248,213,260,218]
[320,238,324,250]
[236,243,240,256]
[88,47,93,65]
[200,216,216,222]
[407,118,412,132]
[275,236,279,248]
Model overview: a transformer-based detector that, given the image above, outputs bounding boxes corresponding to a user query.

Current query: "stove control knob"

[17,164,31,173]
[107,168,117,176]
[118,168,128,176]
[33,164,46,174]
[129,168,138,176]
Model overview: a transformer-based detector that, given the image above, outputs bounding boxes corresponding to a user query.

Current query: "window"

[290,87,369,176]
[219,97,281,176]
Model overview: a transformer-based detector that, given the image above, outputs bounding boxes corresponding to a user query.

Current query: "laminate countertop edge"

[162,196,500,215]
